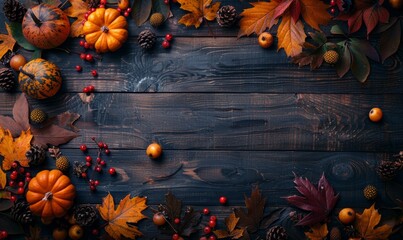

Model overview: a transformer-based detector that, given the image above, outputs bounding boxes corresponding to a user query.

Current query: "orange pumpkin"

[26,169,76,219]
[22,3,70,49]
[82,8,128,53]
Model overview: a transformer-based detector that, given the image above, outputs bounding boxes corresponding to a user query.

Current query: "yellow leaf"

[300,0,331,31]
[238,1,280,37]
[277,12,306,57]
[0,24,16,59]
[0,127,32,170]
[305,223,328,240]
[0,168,6,189]
[355,204,393,240]
[98,193,147,240]
[177,0,221,28]
[64,0,90,37]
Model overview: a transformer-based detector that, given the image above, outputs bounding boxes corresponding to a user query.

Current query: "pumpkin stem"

[29,9,42,27]
[101,26,109,33]
[42,192,53,201]
[19,67,36,80]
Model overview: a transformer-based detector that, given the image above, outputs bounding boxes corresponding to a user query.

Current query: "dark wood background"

[1,0,403,239]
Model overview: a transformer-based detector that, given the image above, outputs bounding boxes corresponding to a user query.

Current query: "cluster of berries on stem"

[7,161,31,201]
[330,0,337,14]
[162,33,174,49]
[83,85,95,94]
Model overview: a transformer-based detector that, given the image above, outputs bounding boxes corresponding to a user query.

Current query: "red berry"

[81,172,87,178]
[84,13,89,20]
[164,0,169,4]
[126,8,132,13]
[100,160,106,166]
[123,11,129,17]
[330,8,335,14]
[203,226,211,234]
[75,65,82,72]
[100,0,106,4]
[99,4,105,8]
[89,179,95,185]
[92,229,99,235]
[8,180,15,187]
[86,54,93,62]
[103,143,108,149]
[200,237,207,240]
[18,181,24,187]
[80,144,87,152]
[83,87,90,93]
[79,40,85,46]
[105,149,111,155]
[10,195,16,202]
[330,0,336,6]
[209,236,216,240]
[91,70,98,77]
[95,166,102,172]
[10,173,17,180]
[109,167,116,175]
[97,157,101,163]
[11,170,18,176]
[86,162,92,167]
[17,187,24,195]
[80,53,86,60]
[210,215,217,222]
[11,161,18,169]
[88,85,95,92]
[174,218,180,224]
[162,40,170,49]
[91,8,96,12]
[86,156,92,162]
[209,220,216,228]
[172,234,179,240]
[203,208,209,215]
[117,7,122,12]
[25,172,31,178]
[219,196,227,205]
[84,42,90,49]
[25,177,31,182]
[98,142,104,148]
[90,185,96,191]
[0,230,8,239]
[165,33,173,41]
[19,167,25,174]
[94,180,100,186]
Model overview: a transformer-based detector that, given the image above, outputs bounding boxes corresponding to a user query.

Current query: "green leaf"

[152,0,171,20]
[0,213,24,235]
[308,32,327,45]
[131,0,152,26]
[379,19,401,63]
[331,25,345,35]
[350,38,379,62]
[335,42,351,78]
[349,45,370,83]
[7,22,39,51]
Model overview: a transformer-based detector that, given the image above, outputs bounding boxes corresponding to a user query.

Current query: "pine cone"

[138,30,156,49]
[0,68,16,91]
[324,50,339,64]
[30,108,47,124]
[266,226,288,240]
[217,5,237,27]
[363,185,377,200]
[73,205,99,227]
[0,51,15,67]
[3,0,27,22]
[88,0,100,8]
[56,156,70,172]
[10,201,33,224]
[377,161,399,181]
[26,145,46,166]
[330,227,341,240]
[344,225,358,238]
[149,13,164,28]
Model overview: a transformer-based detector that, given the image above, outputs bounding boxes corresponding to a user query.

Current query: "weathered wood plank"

[0,93,401,151]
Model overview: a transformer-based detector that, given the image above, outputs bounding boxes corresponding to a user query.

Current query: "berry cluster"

[83,85,95,94]
[330,0,337,14]
[162,33,174,49]
[0,230,7,239]
[79,137,115,192]
[117,6,132,17]
[8,162,31,201]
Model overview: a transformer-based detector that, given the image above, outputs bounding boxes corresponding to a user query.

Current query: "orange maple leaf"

[0,168,6,189]
[98,193,147,240]
[177,0,221,28]
[305,223,328,240]
[300,0,331,31]
[64,0,90,37]
[355,204,393,240]
[0,24,16,59]
[214,213,244,239]
[0,127,32,170]
[277,12,306,57]
[238,1,280,37]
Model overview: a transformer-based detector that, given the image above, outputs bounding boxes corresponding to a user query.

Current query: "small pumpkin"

[26,169,76,219]
[22,3,70,49]
[18,58,62,99]
[82,8,128,53]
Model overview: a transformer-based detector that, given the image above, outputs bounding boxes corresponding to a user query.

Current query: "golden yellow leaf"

[238,1,280,37]
[177,0,221,28]
[355,204,393,240]
[0,168,6,189]
[277,12,306,57]
[300,0,331,31]
[64,0,90,37]
[0,127,32,170]
[305,223,328,240]
[0,24,16,59]
[213,213,244,239]
[98,193,147,240]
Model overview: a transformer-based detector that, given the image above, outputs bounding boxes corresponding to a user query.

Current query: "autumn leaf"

[277,12,307,57]
[0,127,32,170]
[214,213,244,239]
[64,0,90,37]
[0,24,16,60]
[378,17,402,62]
[98,193,147,240]
[305,223,328,240]
[0,169,6,189]
[285,173,339,226]
[292,32,332,69]
[234,186,266,233]
[355,204,393,240]
[177,0,221,28]
[238,1,280,37]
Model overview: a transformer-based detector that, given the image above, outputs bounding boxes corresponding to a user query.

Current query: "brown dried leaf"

[0,24,16,60]
[13,94,30,131]
[0,127,32,170]
[305,223,328,240]
[277,13,307,57]
[214,213,244,239]
[54,111,81,132]
[177,0,221,28]
[64,0,90,37]
[31,124,79,147]
[355,204,393,240]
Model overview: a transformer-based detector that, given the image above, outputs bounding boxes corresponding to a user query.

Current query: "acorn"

[30,108,47,124]
[56,156,70,172]
[149,13,164,28]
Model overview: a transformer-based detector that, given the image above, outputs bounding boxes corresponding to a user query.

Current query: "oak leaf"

[0,127,32,170]
[238,1,280,37]
[277,13,307,57]
[285,173,339,226]
[64,0,90,37]
[355,204,393,240]
[177,0,221,28]
[0,24,16,60]
[98,193,147,240]
[305,223,328,240]
[213,213,244,239]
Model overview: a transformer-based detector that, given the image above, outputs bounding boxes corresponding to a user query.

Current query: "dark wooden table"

[0,0,403,239]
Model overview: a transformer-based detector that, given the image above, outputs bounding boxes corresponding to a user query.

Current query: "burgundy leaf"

[286,173,339,226]
[348,10,364,33]
[54,111,81,132]
[379,19,401,62]
[378,7,389,23]
[31,124,79,147]
[0,116,22,137]
[274,0,294,19]
[363,6,380,35]
[12,94,29,130]
[290,0,301,23]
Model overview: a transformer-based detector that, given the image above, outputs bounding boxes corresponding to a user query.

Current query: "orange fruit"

[10,54,27,71]
[389,0,403,9]
[146,142,162,159]
[369,107,383,122]
[338,208,356,225]
[258,32,274,48]
[52,228,68,240]
[68,225,84,240]
[153,212,166,226]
